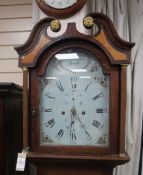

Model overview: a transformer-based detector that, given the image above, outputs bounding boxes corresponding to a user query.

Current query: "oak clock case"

[35,0,87,18]
[15,14,134,175]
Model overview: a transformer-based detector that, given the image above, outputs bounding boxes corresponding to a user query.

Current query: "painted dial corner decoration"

[39,48,110,147]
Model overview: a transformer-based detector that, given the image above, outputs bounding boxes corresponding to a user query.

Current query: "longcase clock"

[15,13,135,175]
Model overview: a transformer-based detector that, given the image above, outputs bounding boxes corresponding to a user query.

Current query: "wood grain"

[119,65,127,154]
[21,34,49,65]
[23,68,29,149]
[95,30,127,61]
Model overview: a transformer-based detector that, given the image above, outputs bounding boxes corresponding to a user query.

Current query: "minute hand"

[71,107,92,139]
[75,115,91,136]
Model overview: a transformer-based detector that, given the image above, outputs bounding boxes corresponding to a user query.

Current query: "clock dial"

[44,0,77,9]
[39,48,110,147]
[35,0,87,18]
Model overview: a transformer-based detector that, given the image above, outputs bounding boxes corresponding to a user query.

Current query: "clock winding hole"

[82,111,86,115]
[61,111,65,115]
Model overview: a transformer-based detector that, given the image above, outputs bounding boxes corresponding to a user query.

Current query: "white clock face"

[39,48,110,147]
[43,0,77,9]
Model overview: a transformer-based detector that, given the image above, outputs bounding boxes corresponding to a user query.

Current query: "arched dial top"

[39,48,110,146]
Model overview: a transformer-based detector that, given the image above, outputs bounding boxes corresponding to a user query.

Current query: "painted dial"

[39,48,110,146]
[43,0,77,9]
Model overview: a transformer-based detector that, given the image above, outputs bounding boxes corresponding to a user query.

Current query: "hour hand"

[70,114,76,144]
[70,107,76,126]
[70,114,75,127]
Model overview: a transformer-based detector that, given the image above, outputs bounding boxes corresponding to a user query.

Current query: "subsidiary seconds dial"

[39,48,110,147]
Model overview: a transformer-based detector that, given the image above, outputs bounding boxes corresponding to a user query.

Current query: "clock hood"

[15,13,135,69]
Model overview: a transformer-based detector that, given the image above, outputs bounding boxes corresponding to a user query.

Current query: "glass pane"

[39,48,110,147]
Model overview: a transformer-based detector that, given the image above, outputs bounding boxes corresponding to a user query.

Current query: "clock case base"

[15,13,135,175]
[37,164,114,175]
[27,152,129,175]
